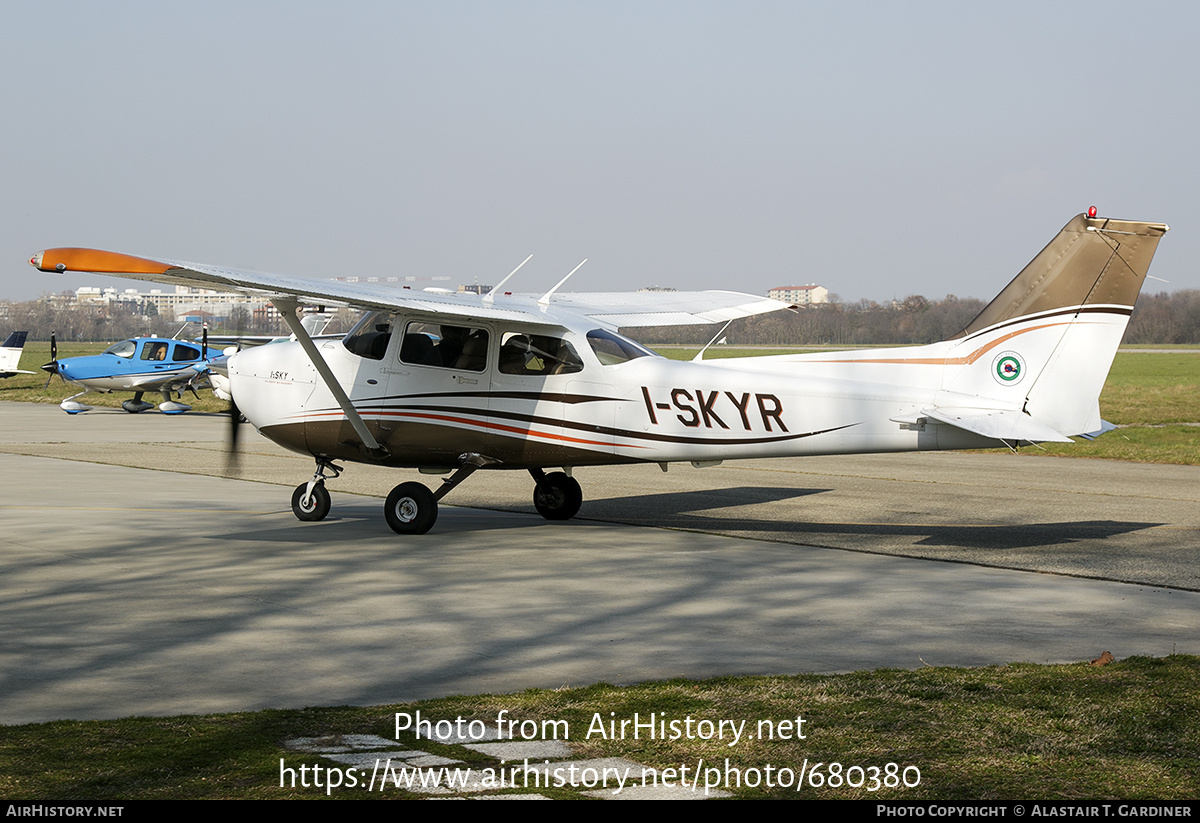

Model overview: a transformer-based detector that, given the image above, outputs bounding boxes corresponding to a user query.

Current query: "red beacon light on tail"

[1088,205,1098,218]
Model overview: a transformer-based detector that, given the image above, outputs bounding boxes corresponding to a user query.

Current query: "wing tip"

[30,248,171,275]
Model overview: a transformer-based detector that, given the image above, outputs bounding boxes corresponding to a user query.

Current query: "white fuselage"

[224,301,1128,471]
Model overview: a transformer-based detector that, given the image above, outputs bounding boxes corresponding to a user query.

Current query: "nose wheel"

[292,482,331,521]
[291,459,341,523]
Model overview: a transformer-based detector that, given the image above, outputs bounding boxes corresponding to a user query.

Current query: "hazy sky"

[3,1,1196,303]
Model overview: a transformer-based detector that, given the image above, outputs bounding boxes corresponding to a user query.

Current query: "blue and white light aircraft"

[1,331,34,378]
[31,209,1169,532]
[41,333,226,414]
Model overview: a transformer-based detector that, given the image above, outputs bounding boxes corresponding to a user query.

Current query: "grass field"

[2,656,1195,799]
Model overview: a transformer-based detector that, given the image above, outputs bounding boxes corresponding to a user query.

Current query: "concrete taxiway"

[1,401,1197,724]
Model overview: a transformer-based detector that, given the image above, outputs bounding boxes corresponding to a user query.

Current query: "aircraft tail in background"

[0,331,34,377]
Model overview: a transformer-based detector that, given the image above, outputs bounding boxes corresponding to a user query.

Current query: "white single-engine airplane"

[31,210,1168,534]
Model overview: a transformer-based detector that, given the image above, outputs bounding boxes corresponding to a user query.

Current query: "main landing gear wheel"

[533,471,582,521]
[292,482,331,522]
[385,482,438,535]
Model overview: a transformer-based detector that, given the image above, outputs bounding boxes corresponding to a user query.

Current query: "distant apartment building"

[768,284,828,305]
[69,285,267,322]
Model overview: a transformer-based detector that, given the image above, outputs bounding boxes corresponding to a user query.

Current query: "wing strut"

[275,298,389,460]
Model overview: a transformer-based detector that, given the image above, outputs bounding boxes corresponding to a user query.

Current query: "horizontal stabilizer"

[1078,420,1119,441]
[923,408,1073,443]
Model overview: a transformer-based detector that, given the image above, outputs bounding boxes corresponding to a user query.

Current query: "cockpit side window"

[585,329,657,365]
[399,322,489,371]
[499,332,584,376]
[342,311,393,361]
[104,340,136,359]
[140,341,169,361]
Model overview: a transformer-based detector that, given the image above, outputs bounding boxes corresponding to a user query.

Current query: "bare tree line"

[1122,291,1200,345]
[633,291,1200,347]
[634,294,989,347]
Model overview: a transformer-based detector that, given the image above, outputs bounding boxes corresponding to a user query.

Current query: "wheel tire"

[385,482,438,534]
[292,482,331,522]
[533,472,583,521]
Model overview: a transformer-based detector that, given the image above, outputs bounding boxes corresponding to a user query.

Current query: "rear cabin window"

[399,322,490,371]
[172,344,201,362]
[498,332,583,376]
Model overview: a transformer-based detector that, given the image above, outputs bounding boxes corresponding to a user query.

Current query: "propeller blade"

[225,395,242,475]
[42,332,59,388]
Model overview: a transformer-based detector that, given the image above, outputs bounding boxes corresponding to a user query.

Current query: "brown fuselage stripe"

[290,400,858,447]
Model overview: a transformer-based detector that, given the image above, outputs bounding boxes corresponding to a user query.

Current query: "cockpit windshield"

[104,340,136,359]
[586,329,658,365]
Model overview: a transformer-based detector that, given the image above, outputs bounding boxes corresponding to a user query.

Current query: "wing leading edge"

[30,248,792,329]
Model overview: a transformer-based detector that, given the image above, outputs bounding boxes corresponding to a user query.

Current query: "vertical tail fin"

[0,330,30,375]
[952,213,1168,339]
[938,213,1168,439]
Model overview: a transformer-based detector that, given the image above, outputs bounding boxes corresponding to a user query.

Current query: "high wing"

[29,249,792,329]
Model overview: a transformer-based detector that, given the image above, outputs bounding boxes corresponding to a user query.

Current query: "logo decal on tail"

[992,351,1025,384]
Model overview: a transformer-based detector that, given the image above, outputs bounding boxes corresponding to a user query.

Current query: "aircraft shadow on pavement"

[580,487,1162,551]
[198,486,1163,552]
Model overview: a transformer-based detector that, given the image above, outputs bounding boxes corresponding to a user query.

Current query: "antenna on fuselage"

[538,259,587,307]
[483,254,533,304]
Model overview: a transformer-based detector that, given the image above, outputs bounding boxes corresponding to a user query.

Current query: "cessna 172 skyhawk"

[30,210,1168,534]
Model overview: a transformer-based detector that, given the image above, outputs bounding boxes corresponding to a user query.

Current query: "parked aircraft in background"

[31,209,1168,532]
[1,331,34,378]
[40,333,226,414]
